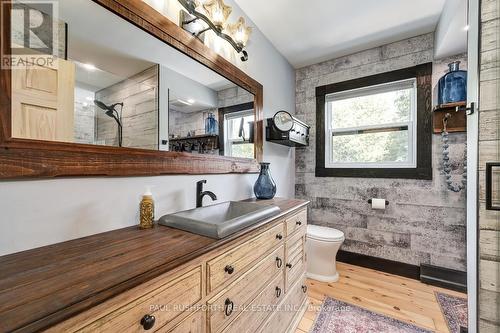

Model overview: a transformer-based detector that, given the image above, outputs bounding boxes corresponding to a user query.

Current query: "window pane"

[227,115,253,140]
[231,143,254,159]
[330,88,412,129]
[331,130,409,164]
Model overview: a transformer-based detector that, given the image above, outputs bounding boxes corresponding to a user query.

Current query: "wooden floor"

[296,262,467,333]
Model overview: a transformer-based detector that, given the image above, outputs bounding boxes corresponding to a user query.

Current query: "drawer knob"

[275,286,282,298]
[286,263,293,269]
[140,314,156,330]
[302,285,308,293]
[275,257,283,268]
[224,298,234,316]
[224,265,235,275]
[296,221,302,226]
[276,234,283,240]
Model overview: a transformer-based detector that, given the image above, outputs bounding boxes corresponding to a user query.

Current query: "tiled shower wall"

[479,0,500,330]
[295,33,468,271]
[96,66,159,150]
[168,86,253,137]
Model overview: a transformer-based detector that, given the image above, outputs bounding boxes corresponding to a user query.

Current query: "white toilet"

[306,225,345,282]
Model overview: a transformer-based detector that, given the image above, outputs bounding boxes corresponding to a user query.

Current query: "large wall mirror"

[0,0,263,178]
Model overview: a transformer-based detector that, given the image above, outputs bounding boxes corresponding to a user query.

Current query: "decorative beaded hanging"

[441,113,467,192]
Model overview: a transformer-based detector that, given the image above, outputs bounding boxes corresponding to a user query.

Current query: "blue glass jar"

[253,162,277,200]
[438,61,467,105]
[205,113,218,135]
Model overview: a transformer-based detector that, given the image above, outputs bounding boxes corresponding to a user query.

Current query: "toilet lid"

[307,225,344,242]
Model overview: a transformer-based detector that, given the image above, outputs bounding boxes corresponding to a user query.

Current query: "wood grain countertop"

[0,198,308,333]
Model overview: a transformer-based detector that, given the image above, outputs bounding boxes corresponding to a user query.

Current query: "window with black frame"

[315,64,433,179]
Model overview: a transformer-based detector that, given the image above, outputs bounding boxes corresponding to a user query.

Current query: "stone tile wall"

[295,33,468,271]
[95,66,159,150]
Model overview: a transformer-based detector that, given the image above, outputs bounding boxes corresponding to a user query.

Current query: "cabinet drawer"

[161,310,205,333]
[208,245,285,333]
[258,275,307,333]
[285,209,307,236]
[207,222,284,292]
[285,231,305,291]
[221,272,284,333]
[78,267,202,333]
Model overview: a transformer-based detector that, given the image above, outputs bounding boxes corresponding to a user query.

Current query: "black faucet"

[196,180,217,208]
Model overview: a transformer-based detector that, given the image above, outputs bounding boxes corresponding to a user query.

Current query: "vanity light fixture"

[178,0,251,61]
[226,17,252,48]
[203,0,231,29]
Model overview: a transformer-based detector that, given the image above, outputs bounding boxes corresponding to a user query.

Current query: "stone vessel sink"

[158,201,281,239]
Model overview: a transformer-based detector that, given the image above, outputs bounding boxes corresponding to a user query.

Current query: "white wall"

[434,0,468,59]
[0,0,295,255]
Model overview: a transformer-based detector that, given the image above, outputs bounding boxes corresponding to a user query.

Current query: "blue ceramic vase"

[438,61,467,105]
[253,162,277,200]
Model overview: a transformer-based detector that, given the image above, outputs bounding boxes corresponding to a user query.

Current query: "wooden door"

[11,59,75,142]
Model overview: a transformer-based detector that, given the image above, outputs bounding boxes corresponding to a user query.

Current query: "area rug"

[310,297,432,333]
[435,292,468,333]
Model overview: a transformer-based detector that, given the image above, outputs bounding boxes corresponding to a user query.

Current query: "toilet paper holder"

[367,199,389,206]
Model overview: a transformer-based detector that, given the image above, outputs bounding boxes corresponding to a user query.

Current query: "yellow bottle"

[139,187,155,229]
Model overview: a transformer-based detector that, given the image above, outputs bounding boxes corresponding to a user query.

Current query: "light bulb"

[203,0,232,28]
[227,17,251,47]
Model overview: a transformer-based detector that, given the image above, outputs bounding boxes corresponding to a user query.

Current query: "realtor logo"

[1,0,59,69]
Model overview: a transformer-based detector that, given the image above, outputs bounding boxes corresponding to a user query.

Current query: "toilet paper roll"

[371,198,386,210]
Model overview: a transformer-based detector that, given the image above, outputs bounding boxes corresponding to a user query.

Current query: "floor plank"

[298,262,467,333]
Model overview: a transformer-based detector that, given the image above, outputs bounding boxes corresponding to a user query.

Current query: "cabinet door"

[285,209,307,236]
[285,230,306,291]
[258,275,307,333]
[221,273,284,333]
[160,310,205,333]
[78,267,202,333]
[207,246,284,333]
[207,222,284,293]
[11,58,75,142]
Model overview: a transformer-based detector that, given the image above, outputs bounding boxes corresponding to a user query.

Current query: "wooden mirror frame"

[0,0,263,179]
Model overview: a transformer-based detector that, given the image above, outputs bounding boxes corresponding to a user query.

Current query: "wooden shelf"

[432,102,467,134]
[433,101,467,112]
[169,134,219,141]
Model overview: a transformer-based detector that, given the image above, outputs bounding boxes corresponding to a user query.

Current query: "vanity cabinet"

[42,203,309,333]
[207,222,285,292]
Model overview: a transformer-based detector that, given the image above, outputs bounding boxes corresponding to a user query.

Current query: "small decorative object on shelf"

[441,116,467,193]
[254,162,277,200]
[169,134,219,153]
[438,61,467,105]
[139,187,155,229]
[266,111,310,147]
[205,113,219,135]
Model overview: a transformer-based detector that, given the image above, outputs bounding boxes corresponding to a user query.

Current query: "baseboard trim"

[337,250,421,280]
[420,264,467,293]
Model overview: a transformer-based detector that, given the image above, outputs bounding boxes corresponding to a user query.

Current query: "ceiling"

[59,0,234,91]
[235,0,449,68]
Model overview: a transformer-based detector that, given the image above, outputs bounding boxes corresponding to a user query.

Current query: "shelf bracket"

[457,102,477,115]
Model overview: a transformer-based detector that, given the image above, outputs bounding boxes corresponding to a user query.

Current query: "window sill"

[315,166,432,180]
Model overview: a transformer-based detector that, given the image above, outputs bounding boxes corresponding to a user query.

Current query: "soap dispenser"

[139,187,155,229]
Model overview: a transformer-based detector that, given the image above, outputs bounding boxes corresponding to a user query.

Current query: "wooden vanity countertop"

[0,198,308,333]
